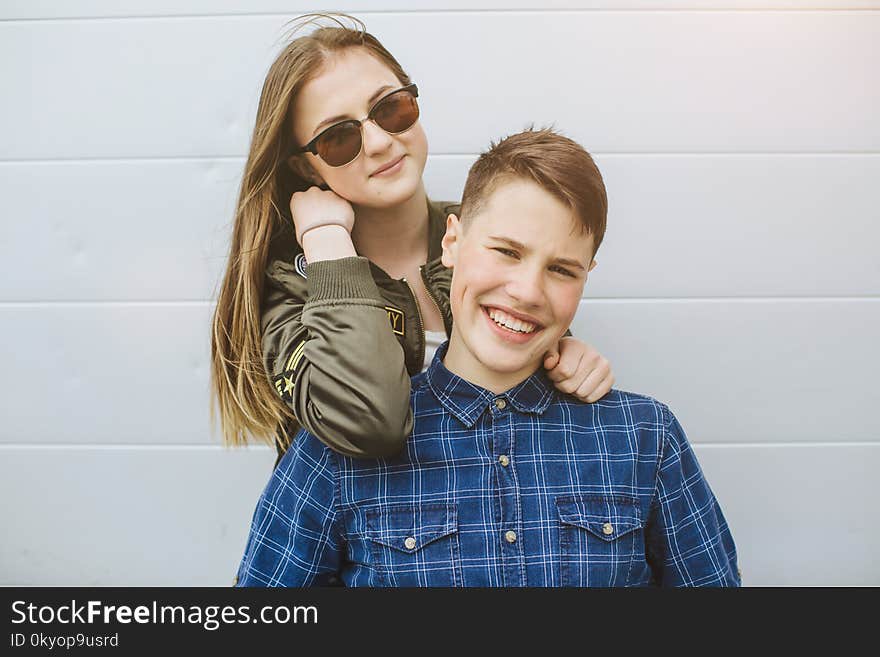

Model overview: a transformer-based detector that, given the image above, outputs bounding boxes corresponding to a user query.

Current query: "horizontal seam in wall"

[578,297,880,303]
[2,8,880,24]
[3,152,880,165]
[1,297,878,308]
[0,443,273,451]
[0,441,877,450]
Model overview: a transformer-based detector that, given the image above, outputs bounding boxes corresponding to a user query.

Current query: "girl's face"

[292,48,429,209]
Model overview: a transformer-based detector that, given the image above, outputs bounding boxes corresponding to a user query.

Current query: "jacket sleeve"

[644,406,741,587]
[262,254,412,458]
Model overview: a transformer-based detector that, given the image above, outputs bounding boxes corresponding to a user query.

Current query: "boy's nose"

[505,268,545,308]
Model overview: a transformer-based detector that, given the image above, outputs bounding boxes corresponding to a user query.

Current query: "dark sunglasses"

[296,84,420,167]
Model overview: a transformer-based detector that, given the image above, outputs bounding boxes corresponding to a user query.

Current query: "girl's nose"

[362,119,394,157]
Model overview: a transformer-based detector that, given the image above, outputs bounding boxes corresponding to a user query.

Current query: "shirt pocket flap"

[366,504,458,554]
[555,495,643,542]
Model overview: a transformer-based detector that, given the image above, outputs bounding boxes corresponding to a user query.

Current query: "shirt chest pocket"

[366,504,462,587]
[556,495,645,587]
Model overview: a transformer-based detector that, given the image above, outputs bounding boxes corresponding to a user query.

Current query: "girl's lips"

[481,306,542,344]
[370,155,405,177]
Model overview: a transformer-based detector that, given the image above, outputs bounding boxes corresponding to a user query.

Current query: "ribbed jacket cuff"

[305,256,383,302]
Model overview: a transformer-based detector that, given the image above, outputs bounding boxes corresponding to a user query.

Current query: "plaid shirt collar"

[424,341,557,428]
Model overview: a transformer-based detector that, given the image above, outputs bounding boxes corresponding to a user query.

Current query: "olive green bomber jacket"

[261,199,458,459]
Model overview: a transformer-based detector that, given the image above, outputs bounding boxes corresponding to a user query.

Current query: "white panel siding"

[1,443,876,585]
[2,155,877,301]
[429,154,880,298]
[1,299,876,445]
[2,12,877,159]
[4,2,879,21]
[571,299,880,445]
[696,444,880,586]
[0,159,242,302]
[0,304,217,445]
[1,1,876,587]
[0,445,275,586]
[0,17,270,159]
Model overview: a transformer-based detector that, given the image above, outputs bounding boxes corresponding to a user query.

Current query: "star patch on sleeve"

[273,340,307,402]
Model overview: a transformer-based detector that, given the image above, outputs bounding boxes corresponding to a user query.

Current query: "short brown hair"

[460,128,607,254]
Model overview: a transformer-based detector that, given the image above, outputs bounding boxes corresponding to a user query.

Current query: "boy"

[235,128,740,587]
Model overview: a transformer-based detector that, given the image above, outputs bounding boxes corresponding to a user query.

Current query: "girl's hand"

[290,186,356,246]
[543,336,614,403]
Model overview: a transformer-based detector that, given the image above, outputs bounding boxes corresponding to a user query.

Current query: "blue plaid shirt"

[237,343,740,587]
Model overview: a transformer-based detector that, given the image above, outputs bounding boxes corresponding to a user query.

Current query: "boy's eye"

[493,247,519,258]
[550,265,576,278]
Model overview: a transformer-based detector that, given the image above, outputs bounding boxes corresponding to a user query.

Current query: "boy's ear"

[582,259,598,284]
[286,154,326,188]
[441,213,462,269]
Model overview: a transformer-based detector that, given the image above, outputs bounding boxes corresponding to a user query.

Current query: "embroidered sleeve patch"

[294,253,308,279]
[273,340,307,401]
[384,306,405,336]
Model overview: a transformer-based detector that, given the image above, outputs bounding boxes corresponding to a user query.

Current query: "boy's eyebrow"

[488,236,586,270]
[311,85,396,137]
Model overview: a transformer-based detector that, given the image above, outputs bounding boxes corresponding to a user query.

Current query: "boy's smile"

[482,304,543,343]
[441,177,596,394]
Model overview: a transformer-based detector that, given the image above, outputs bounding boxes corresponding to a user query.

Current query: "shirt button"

[498,455,510,467]
[232,575,238,586]
[494,398,507,410]
[404,537,416,550]
[504,530,517,543]
[602,522,614,536]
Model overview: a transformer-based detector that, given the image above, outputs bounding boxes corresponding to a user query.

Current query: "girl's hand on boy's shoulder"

[290,186,356,246]
[543,337,614,403]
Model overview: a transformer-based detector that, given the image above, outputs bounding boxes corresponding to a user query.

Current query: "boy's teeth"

[487,308,536,334]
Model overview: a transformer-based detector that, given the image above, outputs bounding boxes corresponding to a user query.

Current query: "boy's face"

[441,177,596,392]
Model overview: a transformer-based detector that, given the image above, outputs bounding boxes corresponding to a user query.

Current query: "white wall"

[1,1,877,586]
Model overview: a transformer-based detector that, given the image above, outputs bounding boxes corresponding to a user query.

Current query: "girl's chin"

[356,178,423,208]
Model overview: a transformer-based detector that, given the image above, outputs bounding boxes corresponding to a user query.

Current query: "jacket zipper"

[420,264,449,336]
[402,277,426,371]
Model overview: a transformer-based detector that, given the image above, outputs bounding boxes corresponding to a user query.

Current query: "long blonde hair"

[211,14,413,448]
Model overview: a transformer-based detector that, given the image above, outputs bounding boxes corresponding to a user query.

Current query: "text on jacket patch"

[384,307,405,336]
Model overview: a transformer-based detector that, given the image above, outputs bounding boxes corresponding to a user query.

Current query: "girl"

[211,14,613,458]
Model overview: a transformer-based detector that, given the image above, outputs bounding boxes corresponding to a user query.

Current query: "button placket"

[491,394,523,585]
